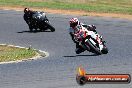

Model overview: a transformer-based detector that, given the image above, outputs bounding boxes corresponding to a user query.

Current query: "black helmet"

[24,8,30,13]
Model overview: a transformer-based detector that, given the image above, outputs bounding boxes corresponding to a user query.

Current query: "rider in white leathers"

[68,18,103,54]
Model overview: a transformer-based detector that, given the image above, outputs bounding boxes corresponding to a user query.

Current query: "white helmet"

[69,18,79,28]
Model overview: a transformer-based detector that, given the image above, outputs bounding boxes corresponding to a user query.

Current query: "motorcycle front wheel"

[85,38,102,55]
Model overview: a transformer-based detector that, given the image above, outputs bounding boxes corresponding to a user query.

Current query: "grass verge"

[0,45,39,63]
[0,0,132,15]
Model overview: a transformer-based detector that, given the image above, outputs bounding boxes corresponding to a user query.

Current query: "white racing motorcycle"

[74,27,108,55]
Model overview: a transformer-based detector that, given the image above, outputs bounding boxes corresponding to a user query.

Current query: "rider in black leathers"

[23,8,48,31]
[23,8,37,31]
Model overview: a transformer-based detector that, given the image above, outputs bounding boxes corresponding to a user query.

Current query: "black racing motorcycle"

[28,12,55,32]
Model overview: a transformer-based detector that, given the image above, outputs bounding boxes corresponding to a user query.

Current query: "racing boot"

[75,43,86,54]
[75,47,85,54]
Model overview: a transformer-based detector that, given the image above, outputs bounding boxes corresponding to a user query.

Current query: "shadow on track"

[63,54,99,57]
[17,30,52,33]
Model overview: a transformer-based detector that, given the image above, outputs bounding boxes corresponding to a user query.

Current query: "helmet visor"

[70,22,78,28]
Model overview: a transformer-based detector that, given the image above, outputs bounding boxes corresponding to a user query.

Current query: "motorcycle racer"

[68,18,103,54]
[23,8,37,31]
[23,8,48,31]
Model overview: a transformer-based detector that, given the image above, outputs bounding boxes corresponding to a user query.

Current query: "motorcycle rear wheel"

[101,47,108,54]
[45,22,55,32]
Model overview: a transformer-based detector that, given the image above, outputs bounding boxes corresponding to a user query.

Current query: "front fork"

[85,36,104,52]
[78,38,90,51]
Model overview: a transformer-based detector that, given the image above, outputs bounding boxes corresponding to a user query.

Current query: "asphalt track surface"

[0,10,132,88]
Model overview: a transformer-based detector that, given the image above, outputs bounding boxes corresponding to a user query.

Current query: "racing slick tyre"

[101,47,108,54]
